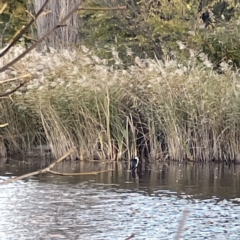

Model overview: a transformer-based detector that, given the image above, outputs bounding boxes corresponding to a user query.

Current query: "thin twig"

[7,25,25,45]
[0,80,28,98]
[0,74,31,84]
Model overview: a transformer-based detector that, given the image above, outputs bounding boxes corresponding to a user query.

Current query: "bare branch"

[0,146,113,185]
[0,147,77,185]
[0,80,28,98]
[0,0,51,58]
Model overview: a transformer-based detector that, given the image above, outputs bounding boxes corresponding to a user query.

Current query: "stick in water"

[0,147,76,185]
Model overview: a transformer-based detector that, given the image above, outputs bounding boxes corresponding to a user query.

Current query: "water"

[0,160,240,239]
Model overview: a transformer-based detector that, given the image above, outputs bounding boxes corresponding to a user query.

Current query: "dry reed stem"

[0,74,31,84]
[0,147,76,185]
[0,123,8,128]
[8,26,25,45]
[0,3,7,14]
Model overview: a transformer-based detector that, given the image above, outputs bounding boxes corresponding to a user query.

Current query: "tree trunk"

[34,0,80,49]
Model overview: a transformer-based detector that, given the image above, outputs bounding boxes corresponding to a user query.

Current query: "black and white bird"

[130,156,139,171]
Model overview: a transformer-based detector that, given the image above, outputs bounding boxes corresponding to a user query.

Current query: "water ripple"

[0,179,240,239]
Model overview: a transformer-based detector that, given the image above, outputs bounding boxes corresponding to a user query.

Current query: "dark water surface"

[0,159,240,239]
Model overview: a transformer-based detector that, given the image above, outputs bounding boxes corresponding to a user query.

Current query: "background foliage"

[0,0,30,46]
[78,0,240,66]
[1,0,240,65]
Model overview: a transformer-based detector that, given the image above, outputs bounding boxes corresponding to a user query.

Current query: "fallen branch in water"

[48,169,113,176]
[0,147,76,185]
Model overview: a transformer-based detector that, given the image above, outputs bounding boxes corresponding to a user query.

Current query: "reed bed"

[1,45,240,162]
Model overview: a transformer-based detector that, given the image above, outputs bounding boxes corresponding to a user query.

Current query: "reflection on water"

[2,160,239,199]
[0,159,240,239]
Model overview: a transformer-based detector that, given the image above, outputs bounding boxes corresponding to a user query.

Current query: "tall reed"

[1,45,240,162]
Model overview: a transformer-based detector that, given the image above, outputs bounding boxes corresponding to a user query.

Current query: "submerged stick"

[0,147,76,185]
[48,169,113,176]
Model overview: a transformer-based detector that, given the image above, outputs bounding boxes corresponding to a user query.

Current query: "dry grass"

[1,45,240,162]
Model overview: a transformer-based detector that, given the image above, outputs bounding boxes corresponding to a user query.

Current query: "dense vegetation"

[1,45,240,162]
[79,0,240,67]
[1,0,240,65]
[1,0,240,162]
